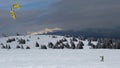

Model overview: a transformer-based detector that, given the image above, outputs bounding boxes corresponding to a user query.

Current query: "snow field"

[0,49,120,68]
[0,35,119,68]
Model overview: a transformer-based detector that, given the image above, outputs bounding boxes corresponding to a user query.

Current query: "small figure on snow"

[100,56,104,62]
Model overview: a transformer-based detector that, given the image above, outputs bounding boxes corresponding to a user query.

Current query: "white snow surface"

[0,35,119,68]
[0,35,97,49]
[0,35,65,49]
[0,49,120,68]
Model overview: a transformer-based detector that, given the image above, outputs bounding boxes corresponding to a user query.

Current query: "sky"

[0,0,120,35]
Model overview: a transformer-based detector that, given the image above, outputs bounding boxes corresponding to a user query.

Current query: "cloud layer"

[0,0,120,34]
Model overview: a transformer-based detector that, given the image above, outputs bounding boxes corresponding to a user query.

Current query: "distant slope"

[0,35,97,49]
[46,29,120,39]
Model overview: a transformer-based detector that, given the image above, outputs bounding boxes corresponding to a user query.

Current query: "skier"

[100,56,104,62]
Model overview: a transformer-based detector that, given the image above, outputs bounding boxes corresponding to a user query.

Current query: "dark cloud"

[41,0,120,30]
[0,0,120,34]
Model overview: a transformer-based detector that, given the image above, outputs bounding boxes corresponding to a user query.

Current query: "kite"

[10,3,21,19]
[10,10,16,19]
[12,3,21,9]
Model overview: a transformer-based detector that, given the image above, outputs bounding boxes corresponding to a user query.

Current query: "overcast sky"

[0,0,120,34]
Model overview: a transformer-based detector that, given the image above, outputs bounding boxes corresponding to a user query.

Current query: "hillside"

[0,35,97,49]
[0,35,120,68]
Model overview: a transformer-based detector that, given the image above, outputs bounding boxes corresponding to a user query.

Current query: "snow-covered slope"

[0,35,119,68]
[0,35,97,49]
[0,35,62,49]
[0,49,120,68]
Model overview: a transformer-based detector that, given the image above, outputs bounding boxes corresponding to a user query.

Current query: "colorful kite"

[10,3,21,19]
[12,3,21,9]
[10,10,16,19]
